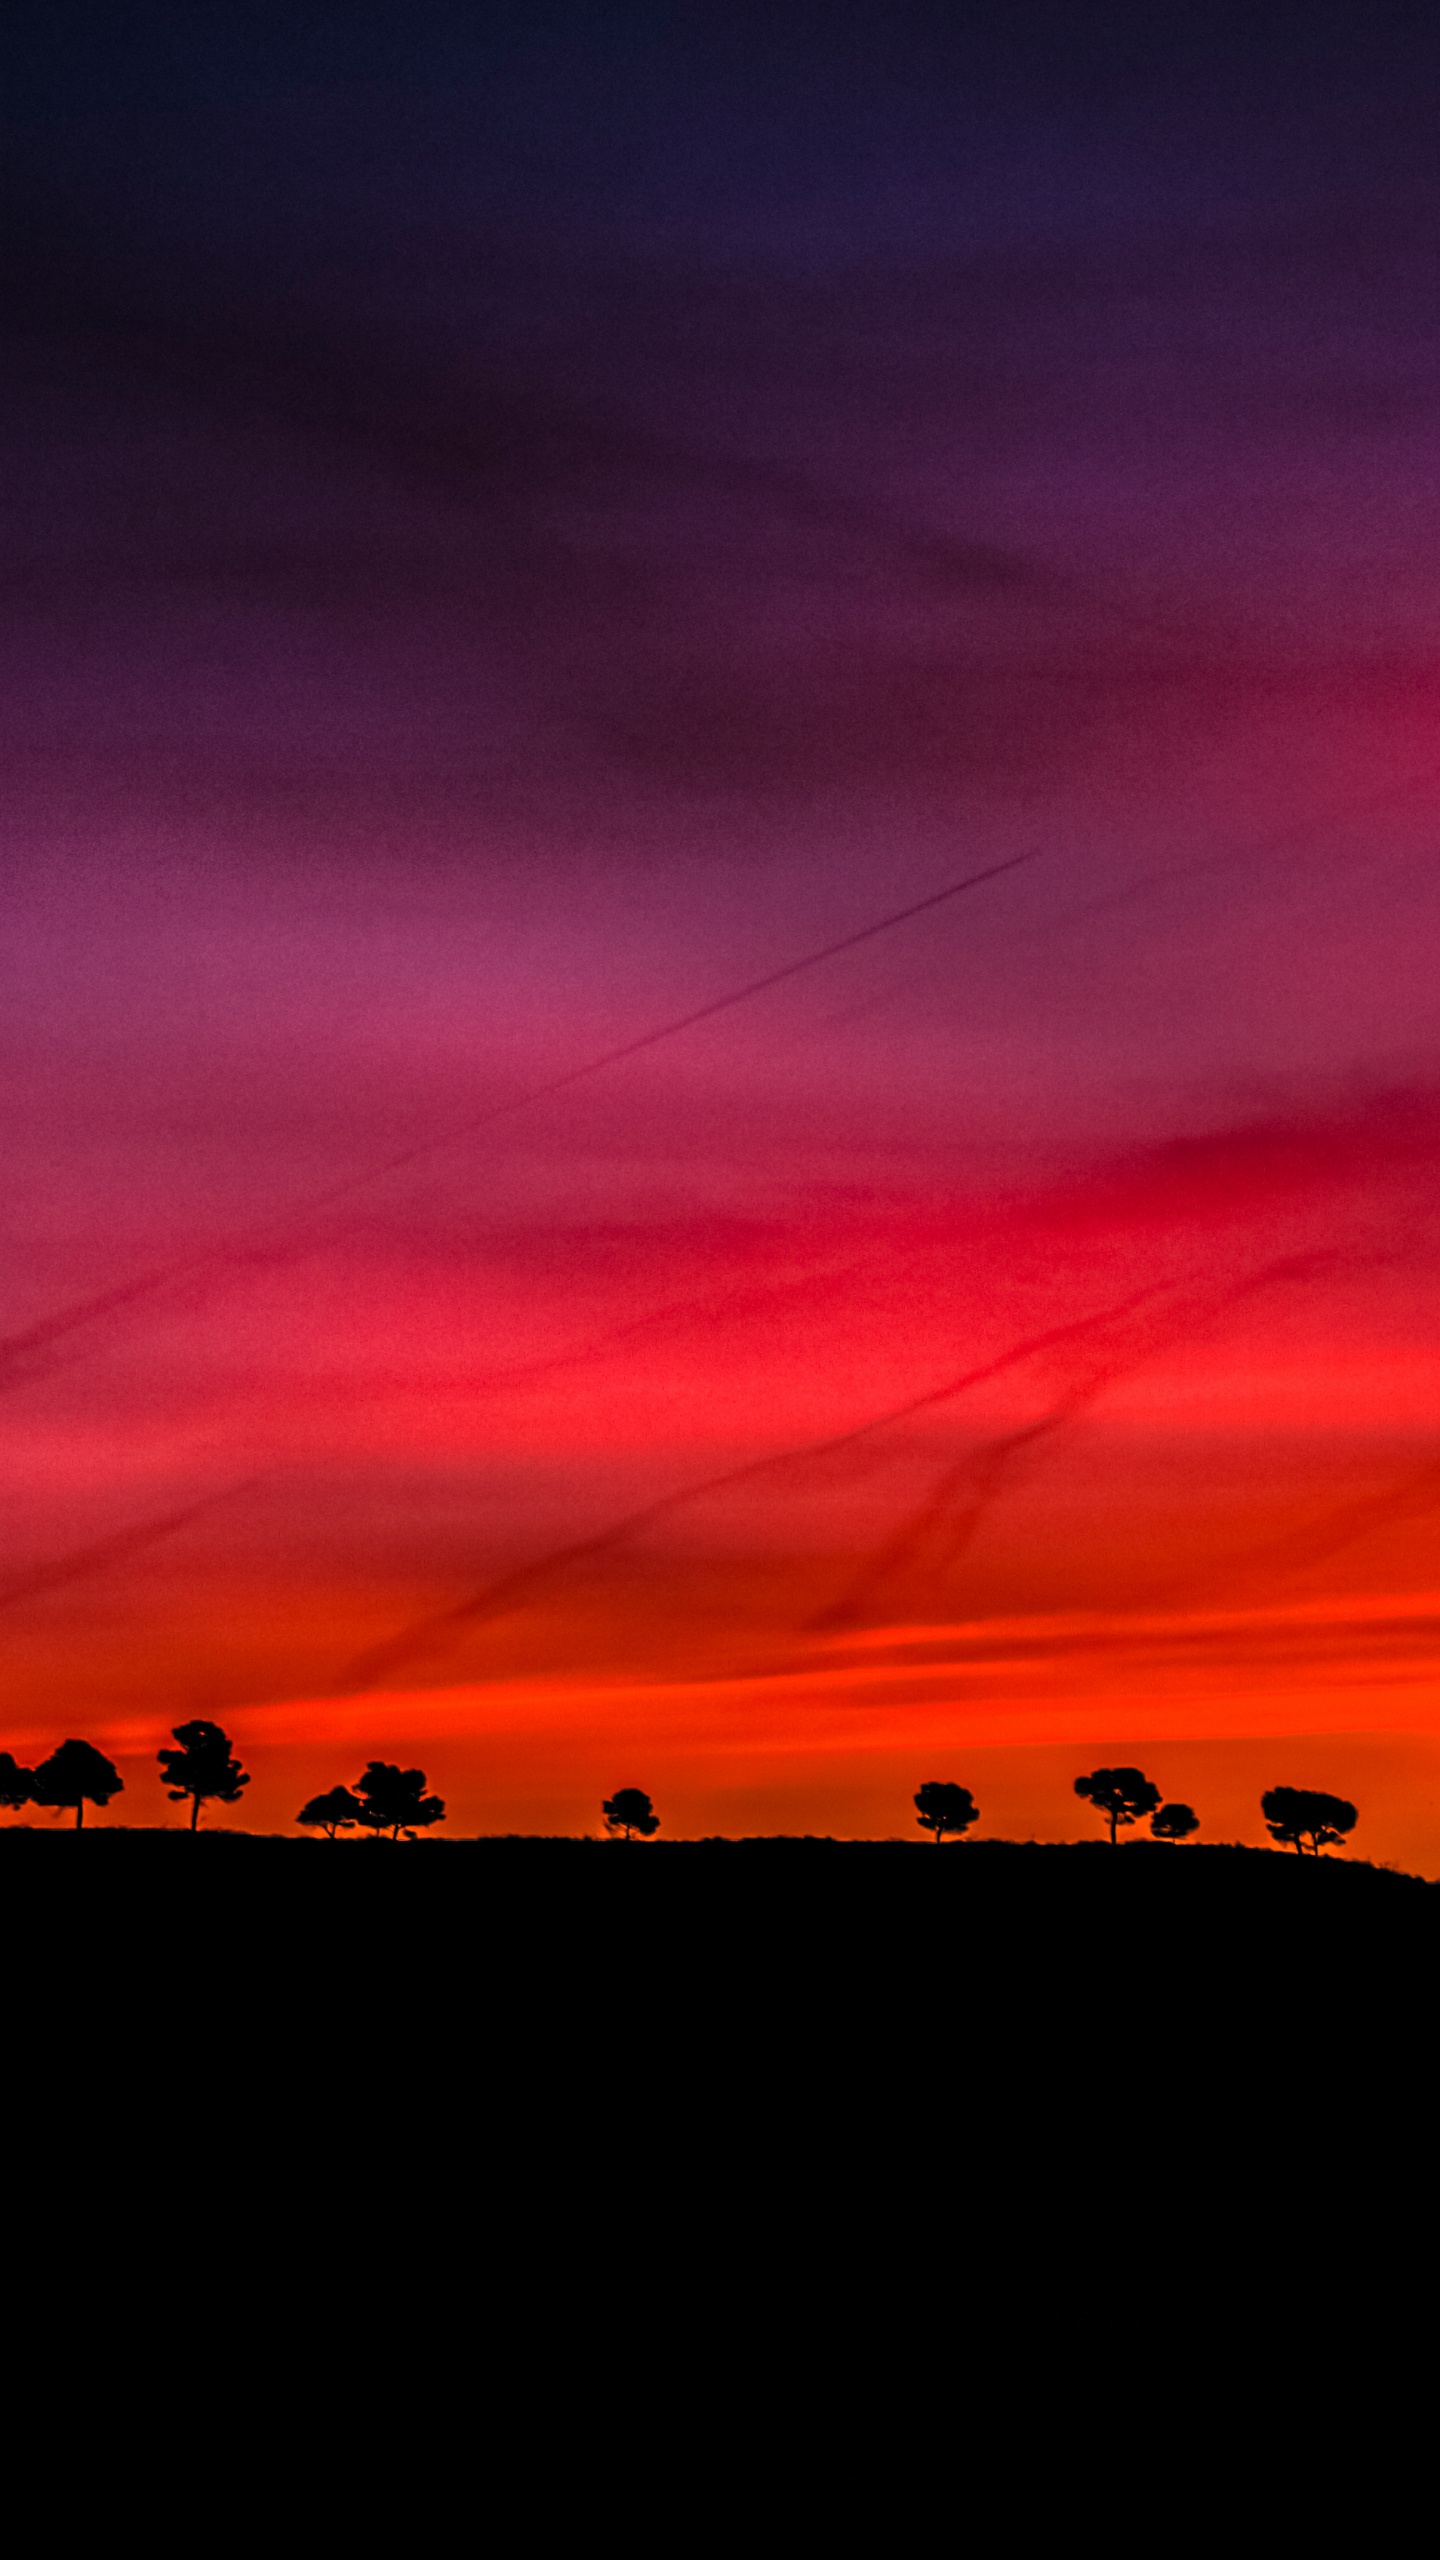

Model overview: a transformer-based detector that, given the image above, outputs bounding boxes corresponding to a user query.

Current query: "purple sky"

[6,6,1440,1851]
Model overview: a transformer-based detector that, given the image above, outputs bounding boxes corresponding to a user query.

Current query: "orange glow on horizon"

[5,1584,1438,1871]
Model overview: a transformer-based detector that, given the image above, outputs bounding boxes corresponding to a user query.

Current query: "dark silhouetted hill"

[6,1835,1430,2239]
[4,1831,1430,2043]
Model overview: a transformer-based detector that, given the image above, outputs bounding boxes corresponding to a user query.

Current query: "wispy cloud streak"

[811,1255,1331,1628]
[0,1476,268,1616]
[0,849,1036,1393]
[336,1281,1175,1690]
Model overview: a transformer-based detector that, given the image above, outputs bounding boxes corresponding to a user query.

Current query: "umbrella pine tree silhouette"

[913,1781,979,1842]
[297,1786,362,1837]
[30,1740,123,1829]
[1261,1787,1358,1855]
[157,1721,251,1829]
[0,1753,33,1812]
[1151,1802,1200,1842]
[1074,1768,1162,1844]
[353,1762,446,1840]
[603,1789,659,1839]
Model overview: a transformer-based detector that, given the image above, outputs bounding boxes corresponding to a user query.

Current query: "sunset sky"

[5,4,1440,1861]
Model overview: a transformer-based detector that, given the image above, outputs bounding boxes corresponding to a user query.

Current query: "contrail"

[431,1252,873,1400]
[809,1378,1120,1630]
[0,1260,214,1372]
[6,757,1427,1393]
[0,1267,1149,1655]
[1030,768,1440,944]
[0,847,1038,1388]
[336,1280,1170,1690]
[0,1240,1028,1623]
[1147,1446,1440,1607]
[811,1253,1331,1628]
[0,1475,270,1615]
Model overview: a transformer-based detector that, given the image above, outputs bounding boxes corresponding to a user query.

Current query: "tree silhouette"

[297,1786,362,1838]
[914,1780,979,1842]
[1151,1802,1200,1842]
[1074,1767,1162,1844]
[157,1720,251,1830]
[30,1739,123,1829]
[1261,1786,1358,1856]
[0,1753,33,1813]
[353,1762,446,1840]
[603,1788,659,1839]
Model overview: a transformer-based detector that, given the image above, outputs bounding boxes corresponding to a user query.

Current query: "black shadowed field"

[9,1832,1432,2228]
[7,1830,1432,2046]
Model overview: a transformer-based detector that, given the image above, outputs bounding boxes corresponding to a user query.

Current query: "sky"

[5,2,1440,1859]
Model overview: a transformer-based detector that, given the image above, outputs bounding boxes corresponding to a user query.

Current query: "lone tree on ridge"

[353,1762,446,1840]
[603,1788,659,1840]
[30,1739,123,1830]
[297,1786,362,1838]
[914,1781,979,1842]
[1151,1802,1200,1842]
[1074,1767,1162,1845]
[0,1753,33,1813]
[157,1720,251,1830]
[1261,1786,1358,1856]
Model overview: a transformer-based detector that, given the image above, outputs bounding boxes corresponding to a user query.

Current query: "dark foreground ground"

[6,1827,1432,2046]
[7,1841,1426,2383]
[7,1825,1430,1970]
[7,1834,1432,2236]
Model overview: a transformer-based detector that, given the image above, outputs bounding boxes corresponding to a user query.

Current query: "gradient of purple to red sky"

[5,3,1440,1856]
